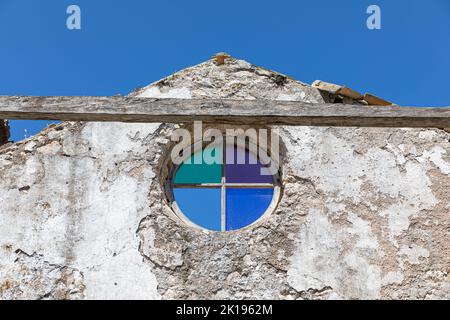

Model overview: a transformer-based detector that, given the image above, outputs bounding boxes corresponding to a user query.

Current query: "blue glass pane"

[225,145,273,183]
[226,188,274,231]
[173,188,222,231]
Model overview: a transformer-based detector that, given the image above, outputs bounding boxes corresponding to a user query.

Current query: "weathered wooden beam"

[0,119,9,145]
[0,96,450,128]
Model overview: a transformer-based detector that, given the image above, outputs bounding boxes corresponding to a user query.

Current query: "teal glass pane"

[226,188,273,231]
[174,145,222,184]
[173,188,222,231]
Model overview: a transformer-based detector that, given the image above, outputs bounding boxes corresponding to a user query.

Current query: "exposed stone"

[131,55,323,103]
[0,248,85,300]
[36,141,62,155]
[312,80,363,100]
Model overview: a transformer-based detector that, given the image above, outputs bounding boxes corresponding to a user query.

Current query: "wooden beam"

[0,96,449,128]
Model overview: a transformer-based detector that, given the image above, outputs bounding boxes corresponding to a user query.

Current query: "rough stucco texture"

[0,57,449,299]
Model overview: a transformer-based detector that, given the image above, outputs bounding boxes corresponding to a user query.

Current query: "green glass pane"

[174,145,222,184]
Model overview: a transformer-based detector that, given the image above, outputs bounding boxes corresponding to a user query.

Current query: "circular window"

[169,138,280,232]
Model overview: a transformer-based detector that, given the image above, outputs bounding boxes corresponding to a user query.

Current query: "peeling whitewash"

[0,56,449,299]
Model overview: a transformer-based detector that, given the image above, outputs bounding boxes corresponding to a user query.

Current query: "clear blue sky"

[1,0,449,141]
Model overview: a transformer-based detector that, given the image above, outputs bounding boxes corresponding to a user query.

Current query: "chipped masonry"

[0,55,449,299]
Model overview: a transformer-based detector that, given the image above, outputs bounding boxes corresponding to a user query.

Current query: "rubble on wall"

[0,248,85,300]
[312,80,394,106]
[0,54,449,300]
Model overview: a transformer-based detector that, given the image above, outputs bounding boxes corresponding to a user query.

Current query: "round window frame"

[167,134,281,232]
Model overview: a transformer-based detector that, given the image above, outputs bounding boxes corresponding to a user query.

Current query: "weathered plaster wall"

[0,56,449,299]
[0,122,162,299]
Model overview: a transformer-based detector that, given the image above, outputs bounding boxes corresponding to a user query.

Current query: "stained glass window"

[171,141,278,231]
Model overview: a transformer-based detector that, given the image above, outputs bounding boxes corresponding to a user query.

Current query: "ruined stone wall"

[0,57,449,299]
